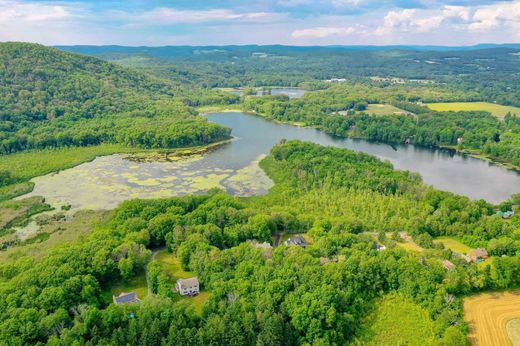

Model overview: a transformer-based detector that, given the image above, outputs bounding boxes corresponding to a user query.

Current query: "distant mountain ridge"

[57,43,520,58]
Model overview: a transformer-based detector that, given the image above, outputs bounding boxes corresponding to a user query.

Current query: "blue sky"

[0,0,518,45]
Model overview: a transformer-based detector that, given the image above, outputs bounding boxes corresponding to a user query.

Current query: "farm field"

[433,237,471,254]
[352,293,436,345]
[464,290,520,346]
[426,102,520,119]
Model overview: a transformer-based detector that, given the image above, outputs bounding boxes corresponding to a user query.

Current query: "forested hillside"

[59,45,520,107]
[1,141,518,345]
[0,43,232,156]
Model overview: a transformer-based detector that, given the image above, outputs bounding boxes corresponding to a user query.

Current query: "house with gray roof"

[284,235,307,247]
[176,277,200,296]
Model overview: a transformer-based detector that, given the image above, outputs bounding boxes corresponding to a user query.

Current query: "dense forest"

[60,45,520,107]
[0,43,234,155]
[1,141,518,345]
[242,86,520,167]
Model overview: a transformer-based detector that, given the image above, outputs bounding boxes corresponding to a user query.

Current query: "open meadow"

[433,237,471,254]
[464,290,520,346]
[352,293,436,345]
[426,102,520,119]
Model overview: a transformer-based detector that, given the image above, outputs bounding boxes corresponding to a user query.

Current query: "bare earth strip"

[464,291,520,346]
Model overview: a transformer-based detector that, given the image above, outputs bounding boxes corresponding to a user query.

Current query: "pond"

[20,111,520,212]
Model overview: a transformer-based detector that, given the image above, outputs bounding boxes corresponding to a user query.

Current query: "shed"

[113,292,140,305]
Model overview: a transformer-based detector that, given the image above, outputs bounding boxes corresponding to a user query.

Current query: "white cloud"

[375,8,444,34]
[116,8,285,25]
[0,0,73,23]
[443,5,471,22]
[468,1,520,32]
[292,26,356,38]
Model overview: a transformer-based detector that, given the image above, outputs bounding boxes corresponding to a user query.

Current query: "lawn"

[363,104,411,116]
[433,237,471,254]
[108,273,148,302]
[464,290,520,346]
[155,249,195,279]
[352,293,436,345]
[426,102,520,119]
[155,249,210,312]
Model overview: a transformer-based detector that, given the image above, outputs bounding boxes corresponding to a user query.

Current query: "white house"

[176,277,200,296]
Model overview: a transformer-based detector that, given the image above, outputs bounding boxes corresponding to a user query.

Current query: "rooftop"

[113,292,139,304]
[177,277,199,289]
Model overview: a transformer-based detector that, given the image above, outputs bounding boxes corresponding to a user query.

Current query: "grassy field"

[108,273,148,301]
[363,104,411,116]
[155,250,210,312]
[0,144,129,182]
[433,237,471,254]
[464,290,520,346]
[0,210,111,261]
[352,293,436,345]
[426,102,520,119]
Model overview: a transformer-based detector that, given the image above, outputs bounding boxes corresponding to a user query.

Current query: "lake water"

[228,87,307,99]
[20,111,520,212]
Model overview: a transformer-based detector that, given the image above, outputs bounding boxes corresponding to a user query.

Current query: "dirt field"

[464,291,520,345]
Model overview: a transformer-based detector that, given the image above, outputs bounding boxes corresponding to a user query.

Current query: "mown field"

[426,102,520,119]
[464,290,520,346]
[433,237,471,254]
[364,104,411,116]
[352,293,436,345]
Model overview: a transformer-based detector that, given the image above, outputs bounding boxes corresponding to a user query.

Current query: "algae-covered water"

[22,152,272,211]
[19,111,520,212]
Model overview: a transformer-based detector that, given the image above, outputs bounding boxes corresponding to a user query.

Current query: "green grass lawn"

[155,249,195,278]
[107,273,148,302]
[434,237,471,254]
[352,293,436,345]
[426,102,520,119]
[155,249,210,312]
[363,104,411,116]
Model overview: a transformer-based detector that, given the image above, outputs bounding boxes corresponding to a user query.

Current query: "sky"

[0,0,519,46]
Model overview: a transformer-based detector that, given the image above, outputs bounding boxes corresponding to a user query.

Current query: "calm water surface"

[207,112,520,203]
[21,111,520,212]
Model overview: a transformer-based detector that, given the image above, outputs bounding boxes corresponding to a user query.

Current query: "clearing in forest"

[352,293,436,345]
[155,249,210,313]
[426,102,520,119]
[433,237,471,254]
[464,290,520,346]
[363,104,411,116]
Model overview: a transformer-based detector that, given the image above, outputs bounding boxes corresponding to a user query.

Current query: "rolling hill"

[0,42,231,156]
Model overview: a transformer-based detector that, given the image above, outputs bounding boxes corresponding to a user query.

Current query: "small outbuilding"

[284,236,307,247]
[442,260,455,271]
[113,292,140,305]
[176,277,200,296]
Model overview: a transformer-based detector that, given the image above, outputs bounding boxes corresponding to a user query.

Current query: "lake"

[20,111,520,212]
[227,87,307,99]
